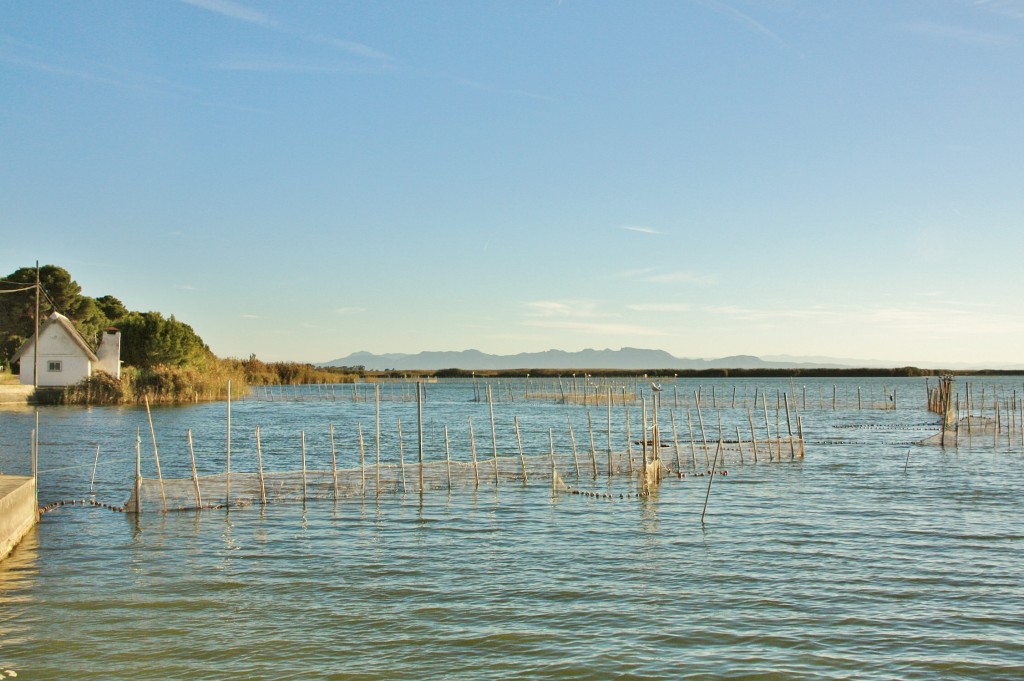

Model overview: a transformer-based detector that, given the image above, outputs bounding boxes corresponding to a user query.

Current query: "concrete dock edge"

[0,475,38,561]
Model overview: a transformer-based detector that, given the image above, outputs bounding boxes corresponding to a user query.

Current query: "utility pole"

[33,261,40,389]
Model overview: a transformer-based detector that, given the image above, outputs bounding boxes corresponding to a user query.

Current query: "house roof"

[10,311,99,363]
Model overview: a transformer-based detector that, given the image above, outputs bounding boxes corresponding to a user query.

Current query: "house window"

[48,360,62,372]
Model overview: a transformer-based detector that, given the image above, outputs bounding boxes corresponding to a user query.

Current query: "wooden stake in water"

[255,426,266,506]
[784,393,796,459]
[686,408,697,469]
[134,427,142,514]
[417,382,424,494]
[607,389,613,475]
[548,428,557,492]
[188,428,203,509]
[144,395,167,512]
[397,418,407,494]
[330,423,339,501]
[375,384,381,496]
[670,410,681,472]
[700,440,722,523]
[444,425,452,491]
[625,408,634,475]
[566,415,581,479]
[358,423,367,495]
[587,411,598,479]
[762,391,773,461]
[695,393,710,466]
[747,409,759,462]
[226,380,232,508]
[301,430,308,501]
[468,415,479,489]
[90,444,101,495]
[514,416,528,483]
[488,385,499,485]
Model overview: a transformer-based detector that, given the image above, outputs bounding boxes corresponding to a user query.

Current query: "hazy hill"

[320,348,850,371]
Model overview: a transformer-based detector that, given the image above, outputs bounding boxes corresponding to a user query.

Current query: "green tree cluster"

[0,264,207,371]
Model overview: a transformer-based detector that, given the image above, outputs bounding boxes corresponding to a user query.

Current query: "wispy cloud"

[526,300,608,318]
[627,303,691,313]
[180,0,277,27]
[706,301,1024,335]
[240,313,261,319]
[523,318,669,337]
[180,0,395,63]
[617,266,716,286]
[449,76,557,102]
[523,299,669,337]
[972,0,1024,21]
[904,20,1009,46]
[310,35,396,62]
[0,34,196,94]
[215,58,347,74]
[696,0,786,48]
[620,225,662,235]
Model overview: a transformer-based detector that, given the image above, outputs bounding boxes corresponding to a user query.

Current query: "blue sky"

[3,0,1023,366]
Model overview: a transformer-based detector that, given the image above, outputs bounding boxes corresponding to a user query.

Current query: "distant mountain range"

[322,348,868,371]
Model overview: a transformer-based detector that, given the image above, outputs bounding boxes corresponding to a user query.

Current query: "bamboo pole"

[625,408,634,475]
[226,380,231,508]
[566,416,582,479]
[144,396,167,511]
[134,428,142,513]
[514,416,528,483]
[255,426,266,505]
[762,391,773,461]
[587,411,598,479]
[747,409,759,462]
[375,385,381,497]
[330,423,339,501]
[488,385,499,486]
[548,428,557,492]
[417,382,424,494]
[784,393,796,459]
[301,431,308,501]
[444,425,452,491]
[469,416,479,489]
[797,415,805,457]
[397,418,407,494]
[641,394,648,476]
[358,423,366,495]
[188,428,203,508]
[90,444,100,495]
[700,440,722,523]
[686,408,697,469]
[607,389,613,475]
[695,393,710,467]
[736,426,743,463]
[670,410,681,472]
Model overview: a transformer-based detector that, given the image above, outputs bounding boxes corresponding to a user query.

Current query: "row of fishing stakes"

[243,377,898,413]
[130,379,804,514]
[926,377,1024,450]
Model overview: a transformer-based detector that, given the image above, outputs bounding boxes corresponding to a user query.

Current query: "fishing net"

[127,438,802,512]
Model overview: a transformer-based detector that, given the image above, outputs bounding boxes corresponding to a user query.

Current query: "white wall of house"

[17,322,94,387]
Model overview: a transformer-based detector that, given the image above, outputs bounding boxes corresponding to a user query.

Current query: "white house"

[10,311,121,387]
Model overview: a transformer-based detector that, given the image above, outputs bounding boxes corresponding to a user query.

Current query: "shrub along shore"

[47,359,363,406]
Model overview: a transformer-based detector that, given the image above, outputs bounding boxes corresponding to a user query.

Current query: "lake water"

[1,377,1022,680]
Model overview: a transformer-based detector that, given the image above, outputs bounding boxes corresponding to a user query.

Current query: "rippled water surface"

[1,378,1022,679]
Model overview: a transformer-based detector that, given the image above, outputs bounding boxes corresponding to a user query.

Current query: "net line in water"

[127,438,804,513]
